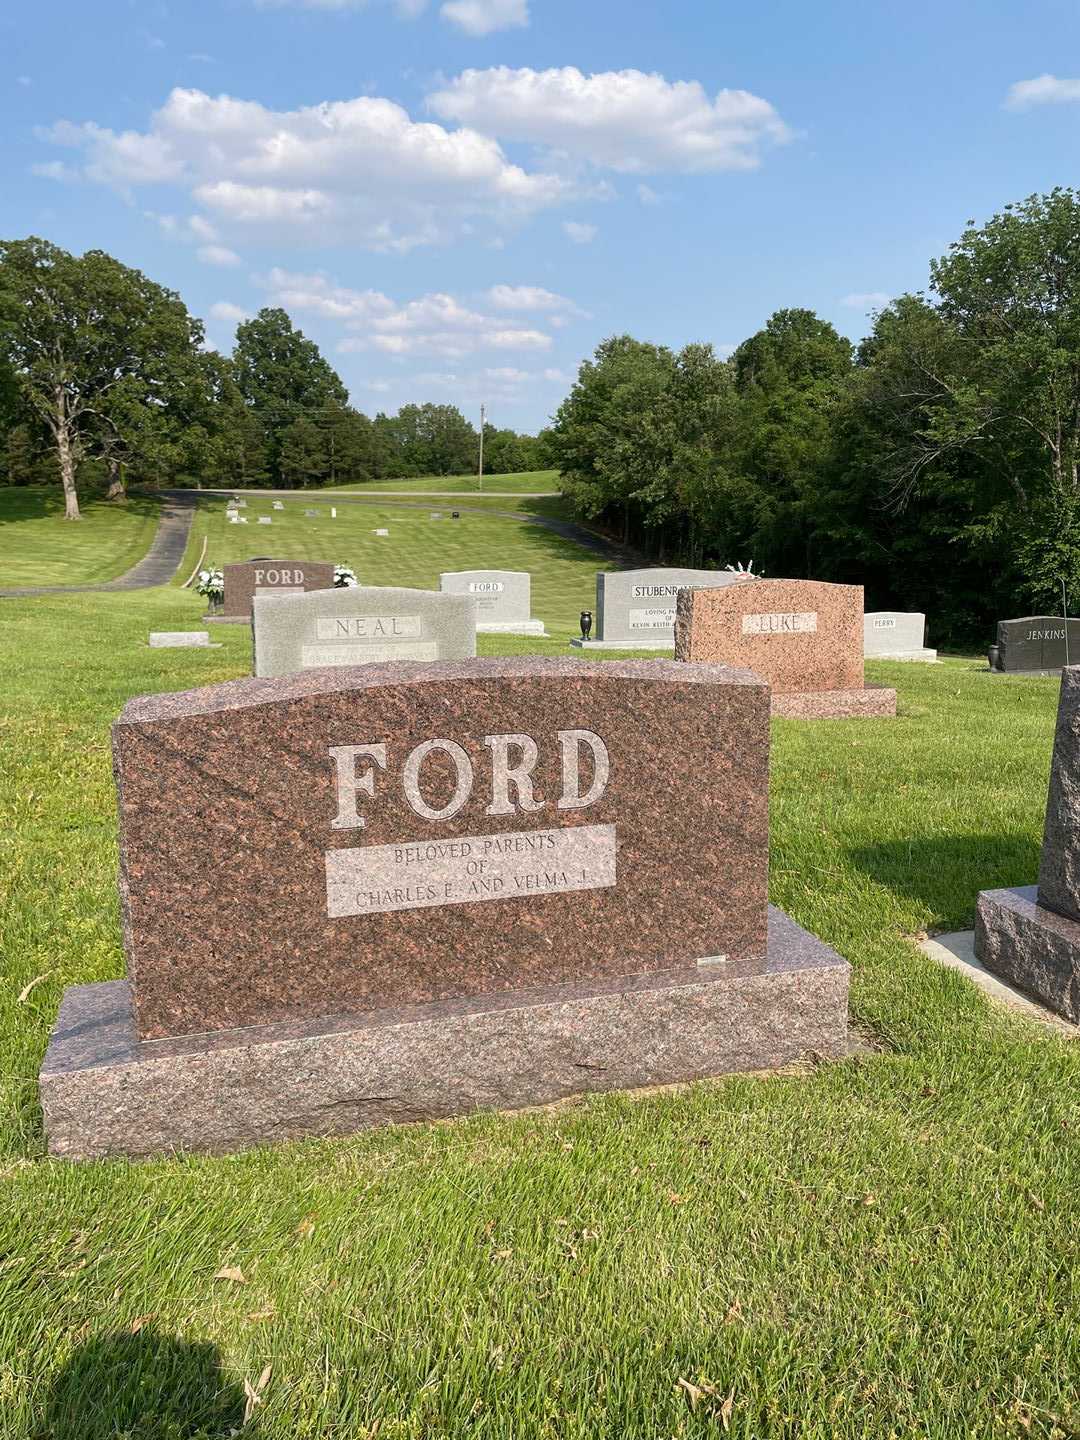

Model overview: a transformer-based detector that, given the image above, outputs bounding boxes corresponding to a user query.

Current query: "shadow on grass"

[36,1327,246,1440]
[849,832,1040,919]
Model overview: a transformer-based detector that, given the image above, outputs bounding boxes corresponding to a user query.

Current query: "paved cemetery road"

[180,487,645,567]
[0,491,199,599]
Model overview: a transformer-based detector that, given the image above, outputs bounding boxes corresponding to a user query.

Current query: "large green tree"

[232,308,348,486]
[0,237,203,517]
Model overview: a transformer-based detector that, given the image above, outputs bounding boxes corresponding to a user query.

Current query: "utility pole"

[478,402,485,493]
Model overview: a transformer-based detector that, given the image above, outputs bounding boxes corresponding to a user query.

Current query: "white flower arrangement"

[195,567,224,603]
[334,565,359,588]
[725,560,762,578]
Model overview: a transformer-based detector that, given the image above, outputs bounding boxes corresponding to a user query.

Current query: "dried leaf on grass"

[243,1363,272,1424]
[213,1265,246,1284]
[17,972,51,1003]
[129,1314,155,1334]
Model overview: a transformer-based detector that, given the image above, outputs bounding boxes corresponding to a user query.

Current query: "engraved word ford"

[109,658,769,1041]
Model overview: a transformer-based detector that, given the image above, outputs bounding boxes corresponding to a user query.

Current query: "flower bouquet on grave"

[195,566,224,611]
[725,560,763,578]
[334,565,358,588]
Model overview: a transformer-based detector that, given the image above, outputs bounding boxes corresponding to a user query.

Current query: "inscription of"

[629,606,676,630]
[325,823,617,917]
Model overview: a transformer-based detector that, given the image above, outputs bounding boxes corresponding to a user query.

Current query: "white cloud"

[265,267,554,358]
[636,182,660,205]
[209,301,250,323]
[440,0,528,36]
[36,85,578,252]
[563,220,596,244]
[1004,74,1080,110]
[428,66,792,174]
[485,283,584,315]
[841,291,891,311]
[197,243,242,266]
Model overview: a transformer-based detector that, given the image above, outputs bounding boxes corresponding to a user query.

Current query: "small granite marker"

[148,632,220,649]
[440,570,546,636]
[975,666,1080,1021]
[272,501,284,511]
[374,528,390,537]
[252,583,477,677]
[257,516,273,525]
[676,578,896,719]
[863,612,937,662]
[571,568,743,650]
[39,657,850,1159]
[212,558,336,624]
[988,616,1080,673]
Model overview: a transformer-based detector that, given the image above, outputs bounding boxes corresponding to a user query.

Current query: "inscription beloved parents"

[113,658,768,1040]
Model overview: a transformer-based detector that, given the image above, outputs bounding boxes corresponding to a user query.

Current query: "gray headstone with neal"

[863,612,937,662]
[252,584,478,677]
[572,568,745,649]
[990,617,1080,673]
[439,570,546,636]
[976,664,1080,1021]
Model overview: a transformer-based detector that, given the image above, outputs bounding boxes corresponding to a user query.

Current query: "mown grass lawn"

[0,487,164,588]
[0,511,1078,1437]
[175,495,618,644]
[323,470,561,495]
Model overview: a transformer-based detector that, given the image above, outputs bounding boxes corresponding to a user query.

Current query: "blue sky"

[3,0,1079,432]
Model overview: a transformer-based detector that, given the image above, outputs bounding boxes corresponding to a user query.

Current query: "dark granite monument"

[211,559,336,625]
[40,658,851,1159]
[988,617,1080,674]
[675,579,896,719]
[975,666,1080,1022]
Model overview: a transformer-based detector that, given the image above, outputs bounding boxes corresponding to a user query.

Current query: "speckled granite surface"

[112,658,770,1041]
[675,579,864,694]
[975,886,1080,1023]
[40,906,852,1160]
[771,686,897,719]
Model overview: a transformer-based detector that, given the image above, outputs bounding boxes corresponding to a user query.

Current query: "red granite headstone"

[675,579,896,718]
[113,658,770,1040]
[219,558,336,622]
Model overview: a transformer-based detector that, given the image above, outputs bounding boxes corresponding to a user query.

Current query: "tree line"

[0,238,546,518]
[549,189,1080,647]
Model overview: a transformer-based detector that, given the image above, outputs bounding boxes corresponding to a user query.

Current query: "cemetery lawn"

[1,541,1078,1434]
[0,486,164,588]
[324,469,561,494]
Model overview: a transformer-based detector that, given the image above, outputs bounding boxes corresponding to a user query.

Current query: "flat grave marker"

[148,632,220,650]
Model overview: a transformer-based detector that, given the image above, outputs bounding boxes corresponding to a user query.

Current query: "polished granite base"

[975,885,1080,1024]
[771,686,897,719]
[40,907,850,1160]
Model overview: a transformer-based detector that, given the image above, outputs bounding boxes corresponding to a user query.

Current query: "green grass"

[175,495,617,644]
[0,511,1078,1435]
[0,486,164,587]
[323,469,561,494]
